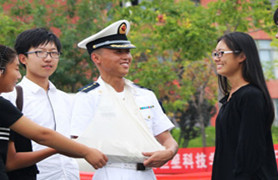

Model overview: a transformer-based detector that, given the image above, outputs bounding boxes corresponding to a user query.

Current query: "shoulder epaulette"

[78,82,100,93]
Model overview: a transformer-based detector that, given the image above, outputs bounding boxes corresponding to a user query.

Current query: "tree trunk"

[199,114,207,147]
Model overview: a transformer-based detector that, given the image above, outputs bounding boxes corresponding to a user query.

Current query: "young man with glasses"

[2,28,80,180]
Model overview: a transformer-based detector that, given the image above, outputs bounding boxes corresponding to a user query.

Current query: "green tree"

[1,0,114,92]
[0,0,274,148]
[0,12,31,48]
[114,0,274,147]
[113,0,219,147]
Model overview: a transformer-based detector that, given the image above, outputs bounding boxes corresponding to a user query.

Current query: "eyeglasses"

[212,50,240,58]
[25,51,61,59]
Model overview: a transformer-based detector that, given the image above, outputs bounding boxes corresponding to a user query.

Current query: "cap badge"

[119,23,127,34]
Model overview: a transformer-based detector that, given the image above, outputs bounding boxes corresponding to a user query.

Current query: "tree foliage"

[0,12,31,48]
[0,0,275,147]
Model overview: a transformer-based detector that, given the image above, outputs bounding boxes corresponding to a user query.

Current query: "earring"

[0,67,5,74]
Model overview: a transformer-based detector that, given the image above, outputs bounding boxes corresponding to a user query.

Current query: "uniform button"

[148,116,151,119]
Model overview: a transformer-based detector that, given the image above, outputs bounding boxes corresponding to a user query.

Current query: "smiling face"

[0,57,22,93]
[213,40,245,79]
[91,48,132,80]
[19,42,59,82]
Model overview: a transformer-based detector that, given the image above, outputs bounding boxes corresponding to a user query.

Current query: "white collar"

[96,77,137,94]
[20,76,57,93]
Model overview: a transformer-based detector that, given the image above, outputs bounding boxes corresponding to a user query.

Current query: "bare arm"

[6,141,57,171]
[10,116,108,169]
[143,130,178,167]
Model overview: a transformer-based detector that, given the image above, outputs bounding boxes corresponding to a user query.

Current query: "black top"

[7,86,38,180]
[212,85,278,180]
[0,96,23,180]
[7,130,38,180]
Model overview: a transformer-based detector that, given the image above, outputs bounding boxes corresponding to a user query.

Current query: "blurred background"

[1,0,278,179]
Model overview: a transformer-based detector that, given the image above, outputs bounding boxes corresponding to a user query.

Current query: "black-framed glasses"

[212,50,240,58]
[25,51,61,59]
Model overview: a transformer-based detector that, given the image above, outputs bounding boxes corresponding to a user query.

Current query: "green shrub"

[272,126,278,144]
[173,125,278,148]
[187,126,215,148]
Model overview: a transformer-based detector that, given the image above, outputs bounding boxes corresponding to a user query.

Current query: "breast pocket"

[139,108,154,133]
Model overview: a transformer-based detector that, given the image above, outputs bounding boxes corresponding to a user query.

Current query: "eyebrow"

[214,48,226,51]
[35,47,58,51]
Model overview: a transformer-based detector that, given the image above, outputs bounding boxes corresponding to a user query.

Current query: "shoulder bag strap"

[15,85,23,111]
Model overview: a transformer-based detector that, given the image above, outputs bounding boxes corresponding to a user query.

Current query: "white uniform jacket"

[71,77,174,180]
[71,77,174,137]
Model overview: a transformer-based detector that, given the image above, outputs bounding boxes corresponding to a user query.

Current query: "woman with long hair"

[211,32,278,179]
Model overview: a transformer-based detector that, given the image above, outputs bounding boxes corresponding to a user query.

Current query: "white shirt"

[71,77,174,180]
[2,76,79,180]
[71,77,174,137]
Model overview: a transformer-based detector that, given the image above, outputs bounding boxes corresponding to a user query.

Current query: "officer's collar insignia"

[79,82,100,93]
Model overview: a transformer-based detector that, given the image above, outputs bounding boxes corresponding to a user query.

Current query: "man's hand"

[142,149,174,167]
[143,130,178,168]
[85,148,108,169]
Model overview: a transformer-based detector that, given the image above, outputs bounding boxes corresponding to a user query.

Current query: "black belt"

[106,162,150,171]
[136,163,146,171]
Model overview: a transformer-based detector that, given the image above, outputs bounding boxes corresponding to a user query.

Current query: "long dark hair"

[273,8,278,25]
[0,44,17,73]
[217,32,274,127]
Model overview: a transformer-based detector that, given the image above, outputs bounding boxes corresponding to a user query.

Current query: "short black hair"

[14,28,62,55]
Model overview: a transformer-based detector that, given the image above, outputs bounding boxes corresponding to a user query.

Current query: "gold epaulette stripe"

[81,84,94,91]
[80,82,99,92]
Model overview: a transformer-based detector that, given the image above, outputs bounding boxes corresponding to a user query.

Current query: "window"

[256,40,278,79]
[272,99,278,127]
[269,0,277,7]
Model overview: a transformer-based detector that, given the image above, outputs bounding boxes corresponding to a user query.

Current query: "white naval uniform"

[2,77,79,180]
[71,77,174,180]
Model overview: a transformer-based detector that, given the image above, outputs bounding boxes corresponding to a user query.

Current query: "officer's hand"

[142,149,173,167]
[85,148,108,169]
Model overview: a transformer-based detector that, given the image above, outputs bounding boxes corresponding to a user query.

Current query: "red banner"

[80,145,278,180]
[154,144,278,174]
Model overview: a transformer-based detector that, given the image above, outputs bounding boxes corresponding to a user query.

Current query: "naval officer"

[71,19,178,180]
